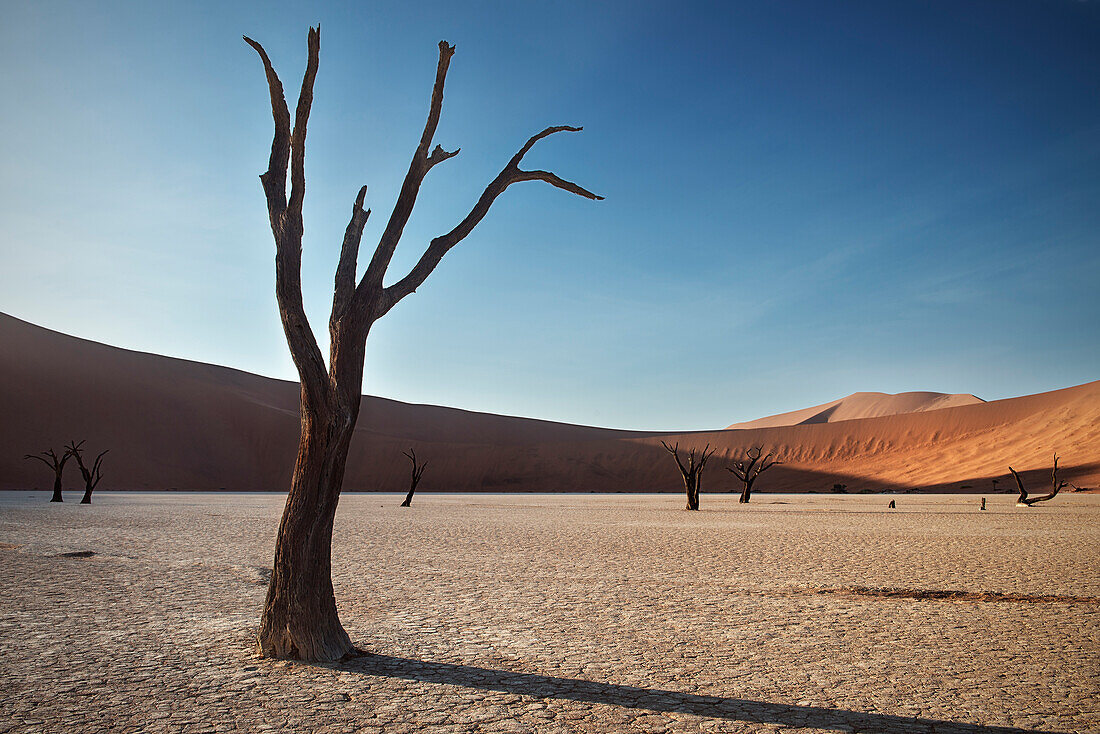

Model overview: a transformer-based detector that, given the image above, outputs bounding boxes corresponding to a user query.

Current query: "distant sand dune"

[727,391,985,429]
[2,312,1097,493]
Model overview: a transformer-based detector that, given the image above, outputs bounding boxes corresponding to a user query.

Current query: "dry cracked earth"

[0,491,1097,733]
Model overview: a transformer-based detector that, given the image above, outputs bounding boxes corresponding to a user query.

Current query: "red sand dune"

[727,391,985,429]
[2,312,1097,494]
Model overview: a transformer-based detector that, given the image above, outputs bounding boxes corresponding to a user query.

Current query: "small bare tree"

[24,448,72,502]
[661,442,716,511]
[245,28,601,660]
[399,449,427,508]
[727,447,780,504]
[65,441,108,505]
[1009,453,1067,507]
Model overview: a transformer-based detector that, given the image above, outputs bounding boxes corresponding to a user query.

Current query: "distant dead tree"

[831,483,847,494]
[980,497,986,511]
[1009,454,1067,507]
[991,478,1000,493]
[726,447,780,504]
[888,499,895,509]
[244,28,601,660]
[65,441,108,505]
[23,447,73,502]
[661,442,716,511]
[399,450,427,507]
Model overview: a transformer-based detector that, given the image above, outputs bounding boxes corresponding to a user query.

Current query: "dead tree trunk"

[1009,454,1067,507]
[24,448,72,502]
[727,447,780,504]
[661,442,716,510]
[65,441,107,505]
[245,28,601,661]
[399,450,427,507]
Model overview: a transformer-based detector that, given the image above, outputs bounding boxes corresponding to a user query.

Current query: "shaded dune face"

[2,312,1097,494]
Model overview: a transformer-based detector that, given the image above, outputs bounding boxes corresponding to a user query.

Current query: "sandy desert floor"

[0,491,1097,734]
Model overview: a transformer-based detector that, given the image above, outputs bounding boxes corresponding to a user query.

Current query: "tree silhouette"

[661,442,716,511]
[244,27,601,660]
[727,447,780,504]
[399,449,427,508]
[1009,453,1067,507]
[65,441,108,505]
[23,448,72,502]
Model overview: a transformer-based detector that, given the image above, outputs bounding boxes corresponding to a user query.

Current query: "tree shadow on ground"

[335,653,1067,734]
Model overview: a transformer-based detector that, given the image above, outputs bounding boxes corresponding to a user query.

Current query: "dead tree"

[661,442,716,511]
[888,499,896,509]
[245,28,601,661]
[24,448,72,502]
[1009,454,1067,507]
[399,449,427,507]
[727,447,780,504]
[65,441,108,505]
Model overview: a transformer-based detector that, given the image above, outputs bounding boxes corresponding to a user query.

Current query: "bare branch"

[359,41,457,297]
[427,144,461,170]
[511,169,602,200]
[661,441,689,476]
[287,25,321,224]
[332,186,370,322]
[1009,466,1028,503]
[381,125,601,311]
[242,35,291,224]
[24,453,55,470]
[246,28,328,406]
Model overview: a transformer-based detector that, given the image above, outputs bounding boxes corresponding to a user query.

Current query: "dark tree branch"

[241,36,290,224]
[661,441,689,477]
[1010,453,1067,507]
[359,41,457,299]
[332,186,370,323]
[381,125,602,312]
[287,26,320,222]
[245,28,328,408]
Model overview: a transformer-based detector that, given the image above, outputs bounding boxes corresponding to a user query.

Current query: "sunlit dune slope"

[727,391,985,429]
[2,312,1097,493]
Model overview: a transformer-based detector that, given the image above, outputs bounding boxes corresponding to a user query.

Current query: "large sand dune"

[2,312,1097,493]
[727,391,985,429]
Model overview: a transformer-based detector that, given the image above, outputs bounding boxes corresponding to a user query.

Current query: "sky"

[1,0,1098,431]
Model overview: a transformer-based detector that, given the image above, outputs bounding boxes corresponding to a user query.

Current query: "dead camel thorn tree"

[399,449,427,508]
[24,447,73,502]
[661,442,716,511]
[727,446,780,504]
[245,27,601,661]
[65,440,108,505]
[1009,453,1067,507]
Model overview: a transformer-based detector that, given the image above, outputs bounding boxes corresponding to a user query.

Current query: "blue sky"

[2,0,1098,430]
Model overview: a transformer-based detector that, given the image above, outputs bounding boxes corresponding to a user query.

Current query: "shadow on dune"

[334,653,1066,734]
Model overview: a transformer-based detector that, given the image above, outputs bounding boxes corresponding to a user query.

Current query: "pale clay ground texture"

[0,492,1097,734]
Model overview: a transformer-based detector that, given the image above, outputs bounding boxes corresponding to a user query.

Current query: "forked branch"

[382,125,602,311]
[360,41,459,298]
[1009,453,1067,507]
[244,28,327,407]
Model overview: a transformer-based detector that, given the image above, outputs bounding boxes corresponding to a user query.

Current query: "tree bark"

[51,474,64,503]
[258,391,359,660]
